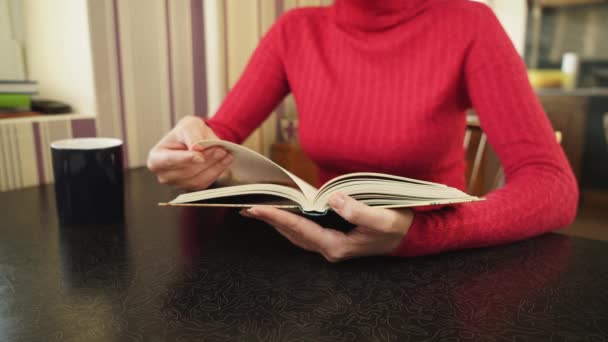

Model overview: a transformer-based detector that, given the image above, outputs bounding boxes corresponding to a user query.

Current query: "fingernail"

[193,154,205,163]
[221,154,233,165]
[192,144,205,152]
[213,149,226,159]
[239,209,250,217]
[328,194,345,210]
[247,207,258,216]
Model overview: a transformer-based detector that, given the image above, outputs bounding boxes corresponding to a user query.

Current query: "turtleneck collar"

[332,0,430,32]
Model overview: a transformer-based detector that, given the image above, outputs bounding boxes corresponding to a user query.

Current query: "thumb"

[177,118,207,151]
[193,122,220,152]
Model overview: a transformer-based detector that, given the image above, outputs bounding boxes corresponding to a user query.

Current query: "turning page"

[196,140,319,200]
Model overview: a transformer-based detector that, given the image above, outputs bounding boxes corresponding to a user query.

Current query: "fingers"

[147,149,204,172]
[328,193,399,232]
[240,199,414,262]
[154,148,233,189]
[174,153,233,190]
[180,125,205,150]
[148,115,232,189]
[149,118,208,172]
[243,206,349,262]
[248,206,324,240]
[175,116,218,151]
[264,221,317,253]
[155,136,188,151]
[240,208,306,246]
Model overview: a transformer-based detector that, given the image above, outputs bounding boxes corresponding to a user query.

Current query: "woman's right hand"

[147,116,233,190]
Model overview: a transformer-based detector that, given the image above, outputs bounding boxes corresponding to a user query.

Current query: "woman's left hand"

[240,193,414,262]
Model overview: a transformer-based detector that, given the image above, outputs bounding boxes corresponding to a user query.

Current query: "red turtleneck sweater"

[206,0,578,256]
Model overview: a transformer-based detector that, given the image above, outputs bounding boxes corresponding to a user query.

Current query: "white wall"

[474,0,528,56]
[7,0,25,41]
[0,0,26,80]
[0,0,12,41]
[24,0,96,115]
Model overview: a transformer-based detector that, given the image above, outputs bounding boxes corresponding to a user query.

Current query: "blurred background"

[0,0,606,237]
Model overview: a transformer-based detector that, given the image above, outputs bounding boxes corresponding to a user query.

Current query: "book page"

[319,172,446,190]
[196,140,319,202]
[168,183,309,207]
[311,173,481,212]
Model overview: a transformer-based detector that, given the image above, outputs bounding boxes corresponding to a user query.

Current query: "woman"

[147,0,578,262]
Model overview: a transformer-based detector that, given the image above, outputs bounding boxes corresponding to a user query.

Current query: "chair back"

[465,114,562,196]
[464,116,489,196]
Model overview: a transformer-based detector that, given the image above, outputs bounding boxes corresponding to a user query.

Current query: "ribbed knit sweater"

[206,0,578,257]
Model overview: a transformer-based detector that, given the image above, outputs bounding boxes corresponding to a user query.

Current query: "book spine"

[0,94,31,110]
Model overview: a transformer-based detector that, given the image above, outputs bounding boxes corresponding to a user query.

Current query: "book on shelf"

[160,140,482,215]
[0,93,31,110]
[0,80,38,94]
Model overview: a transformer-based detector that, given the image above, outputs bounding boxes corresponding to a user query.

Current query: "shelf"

[539,0,606,7]
[0,113,94,125]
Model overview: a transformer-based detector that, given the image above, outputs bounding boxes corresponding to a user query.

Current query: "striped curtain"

[207,0,334,154]
[0,0,333,191]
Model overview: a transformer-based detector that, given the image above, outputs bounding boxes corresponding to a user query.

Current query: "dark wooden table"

[1,168,607,341]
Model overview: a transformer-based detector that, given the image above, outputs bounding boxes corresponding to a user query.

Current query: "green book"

[0,94,31,110]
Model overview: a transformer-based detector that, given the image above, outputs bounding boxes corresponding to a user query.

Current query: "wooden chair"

[465,115,563,196]
[270,114,563,196]
[464,115,489,196]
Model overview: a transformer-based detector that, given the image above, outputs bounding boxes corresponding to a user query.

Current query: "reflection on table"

[0,168,607,341]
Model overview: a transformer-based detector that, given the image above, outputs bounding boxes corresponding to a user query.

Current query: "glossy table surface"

[1,169,607,341]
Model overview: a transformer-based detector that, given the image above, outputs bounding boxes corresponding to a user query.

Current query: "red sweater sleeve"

[205,15,290,143]
[392,3,578,257]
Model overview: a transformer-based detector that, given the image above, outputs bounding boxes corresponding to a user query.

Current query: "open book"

[160,140,482,215]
